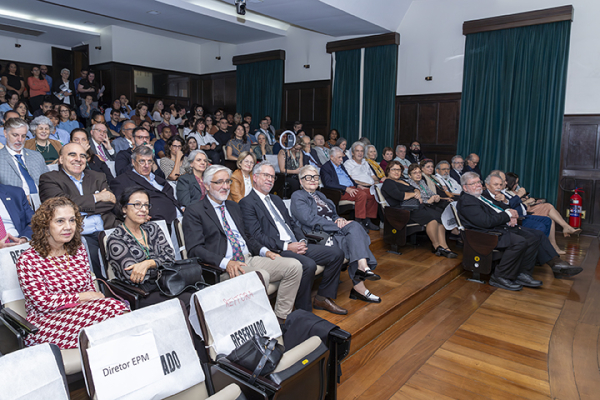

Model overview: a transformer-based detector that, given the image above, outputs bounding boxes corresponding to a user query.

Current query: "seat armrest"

[268,342,329,385]
[0,307,39,335]
[108,280,149,297]
[216,358,281,392]
[200,262,224,285]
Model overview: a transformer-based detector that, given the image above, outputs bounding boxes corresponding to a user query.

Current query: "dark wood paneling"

[283,80,330,137]
[395,93,461,166]
[232,50,285,65]
[326,33,400,54]
[463,5,573,35]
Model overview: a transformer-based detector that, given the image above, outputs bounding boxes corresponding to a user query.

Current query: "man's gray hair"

[299,164,319,179]
[395,145,406,152]
[461,171,480,186]
[451,155,463,163]
[485,173,503,185]
[329,146,344,158]
[365,145,377,159]
[4,117,29,134]
[358,137,371,146]
[188,149,208,162]
[91,123,106,132]
[204,165,232,186]
[60,68,70,75]
[435,160,450,170]
[252,161,275,176]
[29,116,54,134]
[121,120,136,129]
[489,169,503,177]
[131,145,153,161]
[350,141,364,155]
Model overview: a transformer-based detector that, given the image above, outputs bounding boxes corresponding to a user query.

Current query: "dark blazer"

[89,139,116,161]
[456,192,515,248]
[320,160,356,192]
[213,130,231,153]
[87,154,114,185]
[0,184,34,239]
[302,149,322,168]
[51,79,75,102]
[176,173,205,208]
[111,169,180,224]
[239,189,306,252]
[464,164,481,178]
[182,196,263,266]
[114,148,165,179]
[481,189,510,210]
[290,189,341,234]
[406,151,424,164]
[39,168,118,228]
[449,169,462,185]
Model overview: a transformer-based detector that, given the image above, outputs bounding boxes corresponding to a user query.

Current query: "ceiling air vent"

[0,23,45,37]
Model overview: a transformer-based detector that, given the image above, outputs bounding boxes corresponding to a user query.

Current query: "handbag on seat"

[224,335,285,385]
[156,258,206,297]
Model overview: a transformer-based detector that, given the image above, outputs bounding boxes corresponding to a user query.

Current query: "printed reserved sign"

[86,330,163,400]
[0,243,30,304]
[193,272,281,355]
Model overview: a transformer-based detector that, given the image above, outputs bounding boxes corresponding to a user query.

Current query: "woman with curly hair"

[16,197,128,349]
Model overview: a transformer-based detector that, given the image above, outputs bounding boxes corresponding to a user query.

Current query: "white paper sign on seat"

[0,243,30,305]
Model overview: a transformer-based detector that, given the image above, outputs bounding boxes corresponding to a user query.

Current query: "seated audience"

[104,99,128,122]
[25,116,62,165]
[79,94,97,119]
[151,100,164,123]
[16,197,128,349]
[43,110,70,145]
[225,124,251,161]
[292,165,381,303]
[382,161,456,258]
[0,110,19,145]
[1,62,25,96]
[0,183,34,246]
[205,115,218,135]
[120,95,133,116]
[336,137,350,160]
[457,172,545,291]
[420,159,454,200]
[112,145,181,224]
[464,153,481,177]
[156,109,178,137]
[89,122,116,162]
[253,132,273,161]
[32,96,53,119]
[107,108,123,137]
[252,118,272,144]
[214,118,232,160]
[115,127,164,178]
[132,102,152,126]
[0,90,19,113]
[228,151,256,203]
[240,162,347,315]
[301,135,322,168]
[70,128,114,184]
[343,142,380,231]
[112,120,136,154]
[479,173,582,279]
[406,164,446,213]
[176,150,208,207]
[380,146,394,172]
[505,172,581,238]
[365,145,386,182]
[277,134,304,193]
[0,118,46,196]
[186,136,198,152]
[154,125,173,159]
[450,155,465,183]
[57,104,78,134]
[312,134,330,165]
[326,129,339,149]
[393,145,411,177]
[14,100,31,121]
[39,142,118,278]
[107,187,197,313]
[435,161,462,195]
[183,164,303,323]
[160,136,189,181]
[27,66,50,112]
[406,141,425,164]
[0,84,6,104]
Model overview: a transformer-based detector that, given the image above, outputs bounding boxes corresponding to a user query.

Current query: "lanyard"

[124,224,151,260]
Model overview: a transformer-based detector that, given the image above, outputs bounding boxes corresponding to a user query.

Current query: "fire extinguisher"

[569,188,584,228]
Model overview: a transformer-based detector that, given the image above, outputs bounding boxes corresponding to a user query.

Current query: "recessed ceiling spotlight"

[147,10,160,15]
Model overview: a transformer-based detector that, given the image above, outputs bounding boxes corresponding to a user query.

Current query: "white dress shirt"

[0,198,19,237]
[254,189,292,250]
[435,173,462,194]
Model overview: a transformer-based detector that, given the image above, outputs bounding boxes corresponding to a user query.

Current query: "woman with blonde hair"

[228,151,257,202]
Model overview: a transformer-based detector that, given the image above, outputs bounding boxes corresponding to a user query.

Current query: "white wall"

[0,35,61,65]
[397,0,600,114]
[88,26,114,66]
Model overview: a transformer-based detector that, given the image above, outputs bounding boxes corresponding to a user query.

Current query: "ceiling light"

[0,9,98,33]
[147,10,160,15]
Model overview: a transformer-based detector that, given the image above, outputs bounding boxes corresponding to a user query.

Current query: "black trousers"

[495,227,541,280]
[83,233,102,279]
[281,243,345,312]
[522,226,559,265]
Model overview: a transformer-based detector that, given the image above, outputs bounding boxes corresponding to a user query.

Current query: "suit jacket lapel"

[3,150,21,177]
[203,197,224,235]
[250,190,277,230]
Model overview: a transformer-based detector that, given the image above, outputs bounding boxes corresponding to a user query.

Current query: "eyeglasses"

[301,175,320,181]
[389,168,403,173]
[439,167,450,171]
[135,135,150,141]
[127,203,152,210]
[257,173,277,181]
[211,179,233,186]
[135,159,154,166]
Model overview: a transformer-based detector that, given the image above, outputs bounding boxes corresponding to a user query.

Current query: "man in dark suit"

[39,143,118,278]
[457,171,541,291]
[89,123,116,162]
[405,141,424,164]
[240,162,346,315]
[183,165,302,323]
[464,153,482,178]
[482,173,582,278]
[115,127,164,177]
[300,136,322,169]
[213,118,232,162]
[111,145,180,224]
[450,155,464,184]
[0,184,34,247]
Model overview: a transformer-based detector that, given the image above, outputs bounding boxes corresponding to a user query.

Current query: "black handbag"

[400,197,421,210]
[304,224,334,246]
[156,258,206,297]
[225,335,285,384]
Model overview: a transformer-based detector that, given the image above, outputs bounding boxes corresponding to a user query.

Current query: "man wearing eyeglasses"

[434,161,462,195]
[89,123,115,162]
[239,162,347,315]
[111,145,181,225]
[39,142,118,278]
[449,155,464,184]
[457,171,542,291]
[115,126,165,178]
[112,120,136,154]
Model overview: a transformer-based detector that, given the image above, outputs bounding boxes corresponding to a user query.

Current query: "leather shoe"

[551,260,583,277]
[355,269,381,281]
[489,275,523,291]
[515,273,542,288]
[365,220,380,231]
[350,288,381,303]
[313,298,348,315]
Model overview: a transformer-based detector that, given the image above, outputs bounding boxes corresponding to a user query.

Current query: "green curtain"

[330,49,361,144]
[362,44,398,160]
[457,21,571,205]
[236,59,284,130]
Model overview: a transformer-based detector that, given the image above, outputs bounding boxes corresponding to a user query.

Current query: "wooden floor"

[332,231,600,400]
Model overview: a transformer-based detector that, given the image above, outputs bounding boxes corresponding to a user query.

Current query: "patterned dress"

[16,245,129,349]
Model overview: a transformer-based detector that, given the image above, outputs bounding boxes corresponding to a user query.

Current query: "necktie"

[264,196,297,242]
[97,145,107,161]
[219,205,245,262]
[310,192,333,215]
[0,215,7,241]
[14,155,37,194]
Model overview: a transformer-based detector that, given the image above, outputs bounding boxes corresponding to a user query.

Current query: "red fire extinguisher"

[569,188,584,228]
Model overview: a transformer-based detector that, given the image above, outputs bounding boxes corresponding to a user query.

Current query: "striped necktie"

[219,205,245,262]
